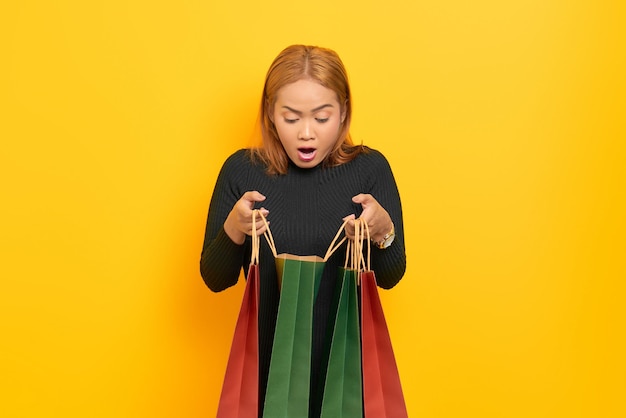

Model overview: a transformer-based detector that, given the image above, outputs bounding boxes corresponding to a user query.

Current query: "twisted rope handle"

[344,239,352,269]
[257,210,277,258]
[361,219,371,272]
[354,219,362,271]
[324,219,348,262]
[351,219,371,273]
[256,210,348,262]
[251,210,260,265]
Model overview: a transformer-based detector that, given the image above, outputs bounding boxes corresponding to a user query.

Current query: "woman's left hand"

[343,194,393,242]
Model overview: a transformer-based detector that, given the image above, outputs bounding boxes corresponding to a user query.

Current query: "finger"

[252,211,268,228]
[255,222,269,236]
[351,193,373,205]
[242,191,267,208]
[343,218,356,240]
[342,214,356,222]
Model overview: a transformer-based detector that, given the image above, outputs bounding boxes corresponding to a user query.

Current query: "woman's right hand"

[223,191,269,244]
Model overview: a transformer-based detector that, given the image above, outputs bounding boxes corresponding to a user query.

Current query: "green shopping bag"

[319,263,362,418]
[260,215,346,418]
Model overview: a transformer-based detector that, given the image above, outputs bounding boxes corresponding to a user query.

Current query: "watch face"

[382,233,395,248]
[378,231,395,249]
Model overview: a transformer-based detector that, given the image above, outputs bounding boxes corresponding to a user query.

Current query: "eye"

[316,118,329,123]
[284,118,299,124]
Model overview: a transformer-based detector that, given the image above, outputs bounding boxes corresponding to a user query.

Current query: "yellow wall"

[2,1,624,417]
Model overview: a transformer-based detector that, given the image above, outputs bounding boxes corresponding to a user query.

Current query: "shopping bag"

[261,215,346,418]
[264,253,324,417]
[216,211,262,418]
[358,220,408,418]
[319,239,363,417]
[360,270,408,417]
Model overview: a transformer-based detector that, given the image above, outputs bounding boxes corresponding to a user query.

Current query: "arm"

[200,226,246,292]
[199,151,270,292]
[347,150,406,289]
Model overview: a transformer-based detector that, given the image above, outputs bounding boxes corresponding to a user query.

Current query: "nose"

[298,120,315,140]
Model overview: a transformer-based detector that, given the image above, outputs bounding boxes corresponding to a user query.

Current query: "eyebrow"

[281,104,334,115]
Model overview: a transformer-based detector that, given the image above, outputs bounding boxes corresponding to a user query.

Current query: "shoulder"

[222,149,251,167]
[352,146,393,171]
[215,149,254,183]
[216,149,271,193]
[359,146,388,162]
[220,149,265,173]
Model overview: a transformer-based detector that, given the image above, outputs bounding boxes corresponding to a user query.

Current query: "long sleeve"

[199,150,250,292]
[200,227,245,292]
[361,150,407,289]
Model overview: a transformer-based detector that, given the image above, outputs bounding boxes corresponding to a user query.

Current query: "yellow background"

[2,1,624,417]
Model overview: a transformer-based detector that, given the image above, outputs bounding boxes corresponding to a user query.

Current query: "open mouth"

[297,148,317,162]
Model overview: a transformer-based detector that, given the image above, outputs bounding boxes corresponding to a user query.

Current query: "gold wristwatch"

[374,224,395,249]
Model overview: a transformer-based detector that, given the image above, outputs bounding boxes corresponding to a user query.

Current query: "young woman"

[200,44,406,417]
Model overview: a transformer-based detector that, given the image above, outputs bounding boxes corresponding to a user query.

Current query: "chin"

[294,161,317,169]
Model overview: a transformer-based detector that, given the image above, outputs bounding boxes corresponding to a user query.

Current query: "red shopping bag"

[360,270,408,418]
[358,220,408,418]
[216,212,262,418]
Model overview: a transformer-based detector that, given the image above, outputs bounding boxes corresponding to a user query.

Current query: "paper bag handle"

[257,210,278,258]
[250,210,261,265]
[323,220,348,262]
[352,219,371,272]
[257,211,347,262]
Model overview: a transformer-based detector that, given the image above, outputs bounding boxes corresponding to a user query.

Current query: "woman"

[200,44,406,417]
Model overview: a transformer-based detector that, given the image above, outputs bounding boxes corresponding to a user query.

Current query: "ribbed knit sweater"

[200,147,406,417]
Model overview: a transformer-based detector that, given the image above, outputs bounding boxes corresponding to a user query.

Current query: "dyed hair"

[252,44,363,175]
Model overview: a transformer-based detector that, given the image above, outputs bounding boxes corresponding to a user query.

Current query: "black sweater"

[200,147,406,417]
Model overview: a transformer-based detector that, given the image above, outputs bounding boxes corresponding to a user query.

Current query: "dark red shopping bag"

[358,220,408,418]
[216,212,262,418]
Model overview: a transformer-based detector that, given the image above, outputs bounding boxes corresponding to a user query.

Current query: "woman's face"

[272,78,345,169]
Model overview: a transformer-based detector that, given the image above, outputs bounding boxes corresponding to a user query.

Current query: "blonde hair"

[252,45,363,175]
